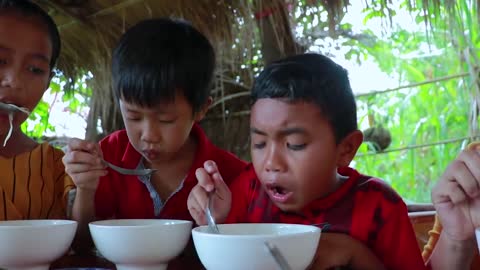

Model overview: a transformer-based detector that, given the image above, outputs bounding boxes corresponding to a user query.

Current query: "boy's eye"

[287,142,306,151]
[28,66,46,75]
[0,58,7,65]
[126,115,141,121]
[252,141,266,149]
[158,119,175,124]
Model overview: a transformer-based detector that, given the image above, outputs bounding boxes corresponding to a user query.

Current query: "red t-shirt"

[95,123,247,221]
[226,164,426,270]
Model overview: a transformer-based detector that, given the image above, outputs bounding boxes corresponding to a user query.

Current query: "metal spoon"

[0,103,30,114]
[264,241,292,270]
[206,191,220,234]
[103,160,157,177]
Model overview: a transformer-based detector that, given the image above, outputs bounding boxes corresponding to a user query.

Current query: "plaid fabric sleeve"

[225,164,256,223]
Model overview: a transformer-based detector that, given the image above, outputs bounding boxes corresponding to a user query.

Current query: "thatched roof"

[34,0,460,79]
[32,0,463,159]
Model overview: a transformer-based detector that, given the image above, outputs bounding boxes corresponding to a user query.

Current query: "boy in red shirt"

[63,18,246,252]
[188,53,426,270]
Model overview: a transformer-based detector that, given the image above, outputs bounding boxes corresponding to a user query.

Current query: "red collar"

[301,167,362,212]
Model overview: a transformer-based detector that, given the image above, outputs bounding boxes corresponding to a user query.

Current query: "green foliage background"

[23,1,479,203]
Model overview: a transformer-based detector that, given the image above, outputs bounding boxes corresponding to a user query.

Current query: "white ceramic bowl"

[0,219,77,270]
[89,219,192,270]
[192,223,321,270]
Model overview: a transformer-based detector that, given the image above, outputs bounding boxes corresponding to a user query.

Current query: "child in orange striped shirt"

[0,0,75,220]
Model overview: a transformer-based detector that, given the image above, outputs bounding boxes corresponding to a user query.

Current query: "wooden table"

[406,203,435,212]
[50,253,114,269]
[50,240,205,270]
[408,210,436,251]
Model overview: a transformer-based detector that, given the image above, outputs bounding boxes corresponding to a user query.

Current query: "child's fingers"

[452,161,480,198]
[65,163,106,175]
[446,181,468,205]
[444,154,480,199]
[66,138,97,154]
[211,171,229,196]
[84,170,108,179]
[203,160,228,193]
[467,141,480,152]
[71,171,108,184]
[188,187,208,225]
[70,170,107,187]
[91,143,104,158]
[62,151,105,168]
[190,184,210,210]
[189,208,202,225]
[433,178,468,205]
[191,209,207,226]
[203,160,220,175]
[195,167,215,192]
[462,149,480,192]
[188,197,208,226]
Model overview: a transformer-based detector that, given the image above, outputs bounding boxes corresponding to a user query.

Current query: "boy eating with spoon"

[63,18,246,254]
[188,53,426,270]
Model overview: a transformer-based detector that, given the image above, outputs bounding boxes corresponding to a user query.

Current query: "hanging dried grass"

[32,0,474,156]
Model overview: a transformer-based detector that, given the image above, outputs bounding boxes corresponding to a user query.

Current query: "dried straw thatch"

[32,0,466,159]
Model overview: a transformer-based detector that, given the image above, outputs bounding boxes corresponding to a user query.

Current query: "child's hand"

[62,138,107,191]
[187,160,232,226]
[310,233,385,270]
[431,142,480,243]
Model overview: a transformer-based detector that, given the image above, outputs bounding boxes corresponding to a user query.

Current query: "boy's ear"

[337,130,363,167]
[194,96,213,122]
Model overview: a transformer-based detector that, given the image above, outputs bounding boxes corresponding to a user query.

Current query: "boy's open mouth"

[265,183,293,204]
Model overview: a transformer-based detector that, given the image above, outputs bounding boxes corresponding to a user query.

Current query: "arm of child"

[310,232,385,270]
[427,143,480,270]
[63,138,107,254]
[188,160,232,225]
[48,148,76,221]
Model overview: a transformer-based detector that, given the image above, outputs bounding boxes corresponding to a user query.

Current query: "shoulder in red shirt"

[95,123,247,221]
[226,164,426,270]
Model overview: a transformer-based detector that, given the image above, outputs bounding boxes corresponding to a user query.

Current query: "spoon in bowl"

[205,191,220,234]
[264,241,292,270]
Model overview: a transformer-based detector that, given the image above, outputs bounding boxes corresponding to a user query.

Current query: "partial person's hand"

[62,138,107,191]
[187,160,231,225]
[432,142,480,242]
[310,233,385,270]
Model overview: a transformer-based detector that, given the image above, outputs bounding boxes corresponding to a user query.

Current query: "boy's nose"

[0,68,21,89]
[141,122,162,143]
[264,145,285,172]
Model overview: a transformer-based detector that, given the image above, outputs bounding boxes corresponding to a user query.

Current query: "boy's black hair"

[112,18,215,113]
[0,0,61,70]
[251,53,357,143]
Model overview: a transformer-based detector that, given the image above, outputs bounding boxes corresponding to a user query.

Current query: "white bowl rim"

[192,223,321,237]
[0,219,77,228]
[89,219,192,228]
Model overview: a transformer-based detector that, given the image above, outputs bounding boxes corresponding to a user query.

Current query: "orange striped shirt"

[0,142,75,220]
